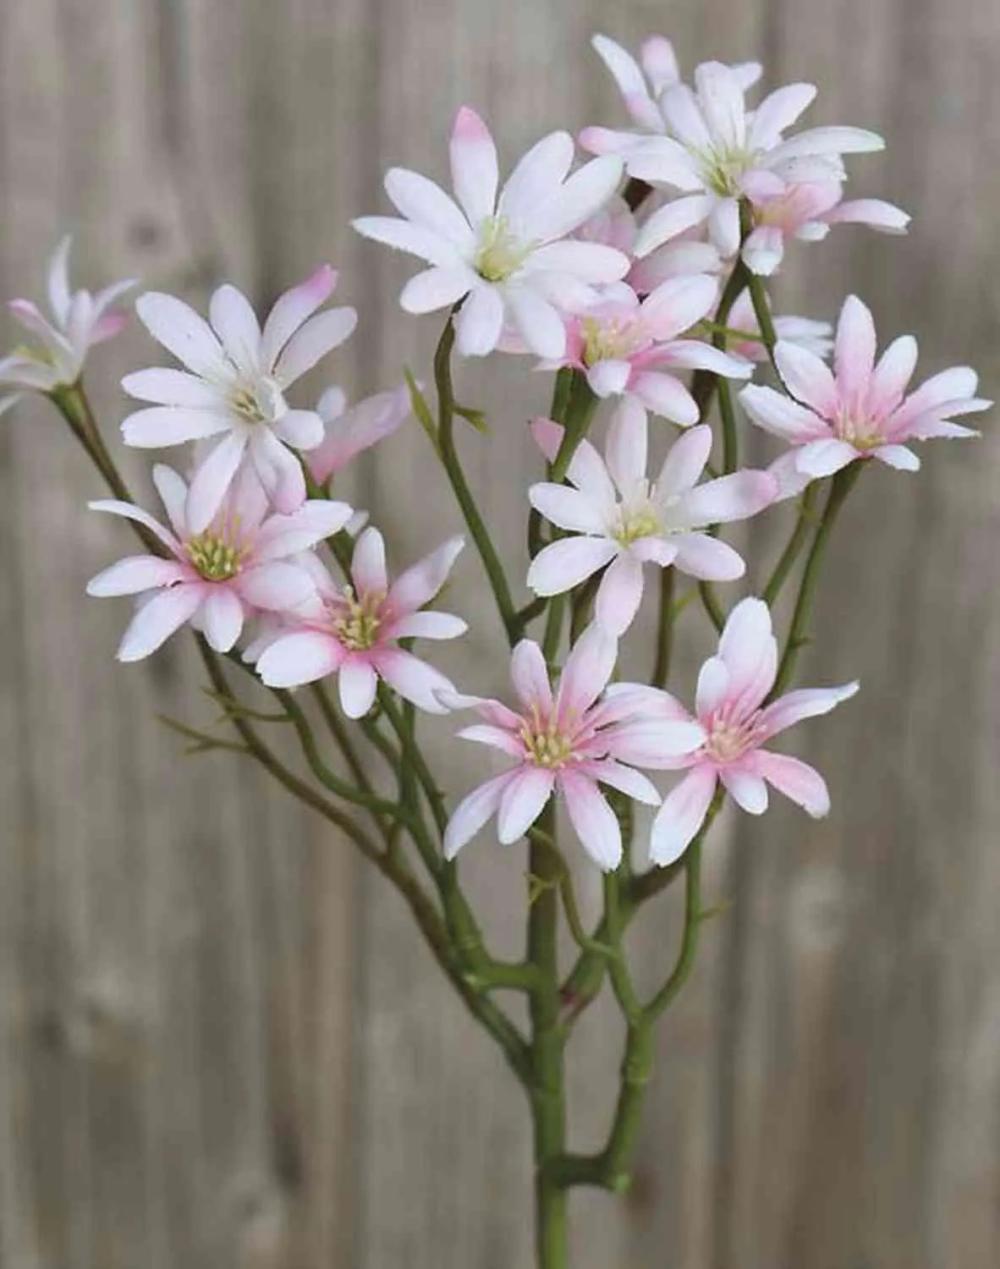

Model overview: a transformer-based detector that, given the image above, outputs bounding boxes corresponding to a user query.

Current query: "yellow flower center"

[613,502,662,546]
[187,532,245,581]
[521,721,575,769]
[835,413,882,451]
[693,143,753,197]
[230,377,284,424]
[703,712,763,763]
[580,315,644,367]
[332,587,383,651]
[474,216,530,282]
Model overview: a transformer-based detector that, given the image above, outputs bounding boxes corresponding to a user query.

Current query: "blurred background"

[1,1,999,1266]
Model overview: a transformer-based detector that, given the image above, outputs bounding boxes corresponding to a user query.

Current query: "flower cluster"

[3,30,989,880]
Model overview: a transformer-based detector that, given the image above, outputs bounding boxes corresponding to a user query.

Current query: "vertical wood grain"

[0,2,998,1267]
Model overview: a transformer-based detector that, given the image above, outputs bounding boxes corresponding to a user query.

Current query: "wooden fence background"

[1,1,998,1266]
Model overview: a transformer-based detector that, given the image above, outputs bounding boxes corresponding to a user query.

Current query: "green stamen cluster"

[475,216,530,283]
[333,587,383,651]
[187,532,244,581]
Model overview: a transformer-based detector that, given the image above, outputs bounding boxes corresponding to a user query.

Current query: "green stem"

[651,567,676,687]
[771,463,862,697]
[433,315,519,644]
[528,806,568,1267]
[762,483,820,605]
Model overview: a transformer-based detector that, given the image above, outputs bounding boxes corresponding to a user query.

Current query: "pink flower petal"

[559,770,622,870]
[833,295,877,402]
[351,527,388,595]
[872,443,920,471]
[587,358,633,398]
[531,154,624,241]
[824,198,910,233]
[605,719,705,768]
[273,408,325,451]
[695,655,730,717]
[631,371,699,425]
[774,340,840,416]
[121,406,232,448]
[257,630,344,687]
[400,266,475,314]
[499,131,575,225]
[384,167,475,249]
[88,498,181,554]
[647,756,720,867]
[135,292,228,379]
[122,368,228,409]
[116,584,204,662]
[248,427,306,514]
[209,284,261,376]
[634,195,714,257]
[274,307,357,387]
[528,482,608,534]
[718,597,778,714]
[373,648,455,714]
[86,555,187,597]
[738,384,827,443]
[186,431,249,534]
[236,561,316,611]
[868,335,918,416]
[259,265,337,368]
[649,765,717,866]
[507,288,566,360]
[338,657,379,718]
[201,587,245,652]
[449,106,499,226]
[795,437,858,478]
[605,396,647,490]
[671,533,746,581]
[595,553,645,635]
[749,82,817,150]
[253,500,353,561]
[455,284,505,356]
[674,469,776,528]
[384,611,467,641]
[579,757,661,806]
[752,750,830,817]
[526,241,628,282]
[456,724,525,757]
[387,535,464,615]
[352,216,460,267]
[555,623,617,724]
[758,681,859,740]
[719,765,769,814]
[511,639,553,714]
[640,273,717,342]
[497,766,555,843]
[527,536,619,597]
[654,423,712,496]
[443,769,519,859]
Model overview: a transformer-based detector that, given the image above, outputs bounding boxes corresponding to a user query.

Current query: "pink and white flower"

[121,266,357,533]
[87,465,353,661]
[739,294,991,496]
[583,51,886,269]
[353,106,628,359]
[639,597,858,865]
[306,382,411,484]
[543,275,752,424]
[1,236,133,410]
[256,527,466,718]
[442,626,706,870]
[739,179,908,277]
[581,33,761,156]
[527,409,777,635]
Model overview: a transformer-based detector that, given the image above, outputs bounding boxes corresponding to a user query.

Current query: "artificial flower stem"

[433,314,519,644]
[651,566,676,688]
[762,483,821,605]
[528,802,569,1269]
[771,462,863,697]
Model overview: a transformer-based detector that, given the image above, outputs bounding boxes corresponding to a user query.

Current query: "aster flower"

[307,382,411,484]
[87,465,353,661]
[353,106,629,359]
[739,177,908,276]
[527,409,777,635]
[121,266,357,533]
[639,597,858,865]
[256,527,466,718]
[582,52,886,267]
[739,294,991,496]
[581,33,761,156]
[0,236,134,410]
[542,274,752,424]
[442,626,706,870]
